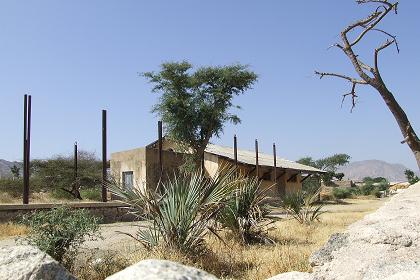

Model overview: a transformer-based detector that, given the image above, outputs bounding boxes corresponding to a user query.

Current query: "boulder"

[0,245,76,280]
[105,259,219,280]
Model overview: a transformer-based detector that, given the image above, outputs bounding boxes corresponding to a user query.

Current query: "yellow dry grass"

[99,200,380,280]
[0,223,28,240]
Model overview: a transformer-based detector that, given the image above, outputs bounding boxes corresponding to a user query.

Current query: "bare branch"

[315,71,368,85]
[350,2,397,47]
[374,39,396,76]
[341,82,358,112]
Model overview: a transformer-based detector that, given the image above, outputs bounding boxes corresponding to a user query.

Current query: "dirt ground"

[0,197,386,251]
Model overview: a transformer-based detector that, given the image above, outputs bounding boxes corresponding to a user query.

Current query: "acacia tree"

[297,154,351,187]
[144,61,258,167]
[315,0,420,171]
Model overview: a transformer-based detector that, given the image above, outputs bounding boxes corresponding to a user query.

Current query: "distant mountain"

[338,160,418,182]
[0,159,21,178]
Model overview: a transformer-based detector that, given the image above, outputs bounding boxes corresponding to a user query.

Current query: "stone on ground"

[105,259,219,280]
[0,245,76,280]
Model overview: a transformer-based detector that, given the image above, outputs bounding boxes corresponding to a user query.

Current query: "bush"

[19,206,101,267]
[332,188,352,199]
[217,176,275,244]
[109,167,237,254]
[280,189,324,224]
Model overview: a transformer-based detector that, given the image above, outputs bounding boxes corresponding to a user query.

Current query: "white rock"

[266,271,313,280]
[268,182,420,280]
[0,245,76,280]
[105,259,219,280]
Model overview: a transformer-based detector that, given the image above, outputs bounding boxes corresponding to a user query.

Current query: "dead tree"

[315,0,420,171]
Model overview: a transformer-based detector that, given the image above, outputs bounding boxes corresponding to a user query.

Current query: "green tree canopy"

[143,61,258,166]
[297,154,351,187]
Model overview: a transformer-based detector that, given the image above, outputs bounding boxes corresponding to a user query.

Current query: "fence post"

[102,110,107,202]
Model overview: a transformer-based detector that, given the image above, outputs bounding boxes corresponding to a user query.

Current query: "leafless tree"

[315,0,420,171]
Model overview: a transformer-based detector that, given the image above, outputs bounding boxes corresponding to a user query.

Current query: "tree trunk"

[374,82,420,171]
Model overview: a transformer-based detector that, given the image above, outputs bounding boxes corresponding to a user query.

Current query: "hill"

[338,160,417,182]
[0,159,21,178]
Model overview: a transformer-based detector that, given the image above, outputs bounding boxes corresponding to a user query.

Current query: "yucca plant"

[280,189,324,224]
[218,176,276,244]
[108,167,237,254]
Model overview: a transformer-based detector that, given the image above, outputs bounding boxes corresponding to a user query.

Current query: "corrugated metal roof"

[205,143,325,174]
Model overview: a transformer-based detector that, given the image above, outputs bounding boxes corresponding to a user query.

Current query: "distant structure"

[110,138,325,199]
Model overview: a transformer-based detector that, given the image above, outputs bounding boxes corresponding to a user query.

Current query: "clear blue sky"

[0,1,419,169]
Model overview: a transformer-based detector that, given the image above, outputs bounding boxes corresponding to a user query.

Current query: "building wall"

[110,148,147,191]
[145,147,185,190]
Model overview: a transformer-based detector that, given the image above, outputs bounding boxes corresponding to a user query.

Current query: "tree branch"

[315,71,368,85]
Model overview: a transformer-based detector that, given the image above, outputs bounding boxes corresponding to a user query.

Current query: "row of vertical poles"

[232,136,278,185]
[21,94,108,204]
[22,94,32,204]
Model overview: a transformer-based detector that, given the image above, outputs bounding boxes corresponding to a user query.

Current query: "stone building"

[110,138,325,198]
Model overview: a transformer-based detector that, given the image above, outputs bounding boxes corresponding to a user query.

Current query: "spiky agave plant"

[280,188,324,224]
[218,176,276,244]
[108,167,237,253]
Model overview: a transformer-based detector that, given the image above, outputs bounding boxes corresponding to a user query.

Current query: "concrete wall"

[110,148,147,191]
[145,147,185,190]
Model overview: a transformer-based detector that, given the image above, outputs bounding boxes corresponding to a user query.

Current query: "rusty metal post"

[23,95,29,204]
[273,143,277,183]
[158,121,163,178]
[255,139,259,179]
[233,135,238,168]
[101,110,107,202]
[74,141,78,181]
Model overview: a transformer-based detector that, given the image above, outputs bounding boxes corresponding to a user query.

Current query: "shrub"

[280,189,324,224]
[217,176,276,244]
[360,184,375,195]
[75,251,128,280]
[405,169,420,185]
[19,206,101,267]
[332,188,352,199]
[109,167,237,254]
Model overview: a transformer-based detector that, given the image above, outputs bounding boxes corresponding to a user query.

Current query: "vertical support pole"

[158,121,163,179]
[273,143,277,183]
[233,135,238,168]
[102,110,107,202]
[23,94,29,204]
[74,141,78,181]
[255,139,259,179]
[26,95,31,200]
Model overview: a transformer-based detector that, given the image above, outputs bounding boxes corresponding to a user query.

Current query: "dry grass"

[0,223,28,240]
[73,202,378,280]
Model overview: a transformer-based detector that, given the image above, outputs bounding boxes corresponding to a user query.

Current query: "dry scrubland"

[74,198,384,280]
[0,198,384,280]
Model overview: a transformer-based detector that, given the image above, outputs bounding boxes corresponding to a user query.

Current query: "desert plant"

[19,206,101,267]
[280,189,324,224]
[332,188,352,199]
[108,167,237,254]
[405,169,420,185]
[217,176,276,244]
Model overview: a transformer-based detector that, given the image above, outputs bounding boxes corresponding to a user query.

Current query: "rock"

[0,245,76,280]
[105,259,219,280]
[266,271,313,280]
[309,232,348,267]
[270,182,420,280]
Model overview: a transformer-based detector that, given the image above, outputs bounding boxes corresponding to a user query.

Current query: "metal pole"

[102,110,107,202]
[273,143,277,183]
[26,95,31,199]
[255,139,259,179]
[233,135,238,168]
[74,141,78,181]
[23,95,28,204]
[158,121,163,178]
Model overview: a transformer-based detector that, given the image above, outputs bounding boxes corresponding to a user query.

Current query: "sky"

[0,1,419,169]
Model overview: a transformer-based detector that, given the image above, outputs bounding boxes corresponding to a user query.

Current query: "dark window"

[122,171,134,189]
